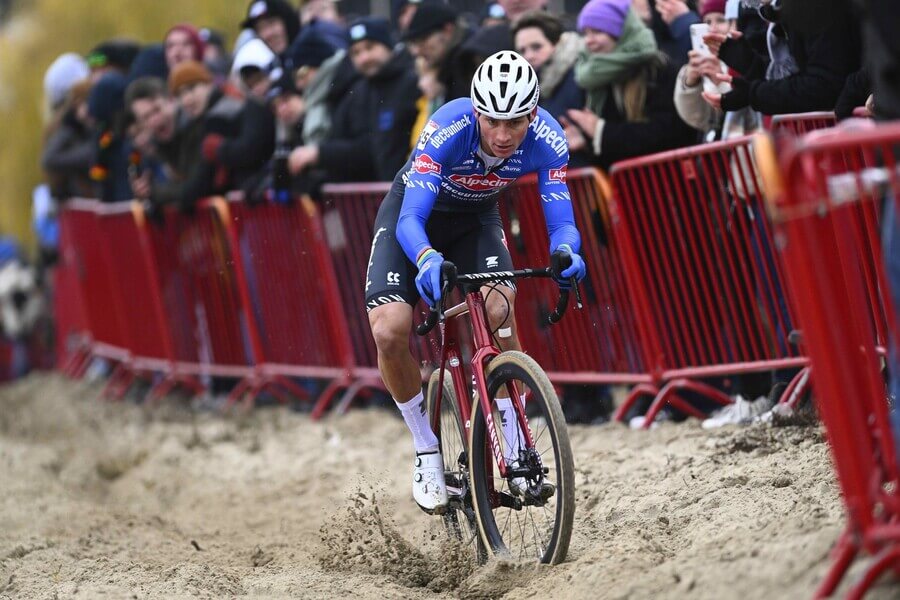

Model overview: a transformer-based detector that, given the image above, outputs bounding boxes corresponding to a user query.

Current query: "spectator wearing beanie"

[285,27,355,147]
[289,17,420,182]
[403,1,473,102]
[86,40,141,82]
[43,53,90,113]
[42,79,95,201]
[169,60,214,119]
[240,0,301,56]
[128,44,169,83]
[562,0,695,170]
[165,24,206,70]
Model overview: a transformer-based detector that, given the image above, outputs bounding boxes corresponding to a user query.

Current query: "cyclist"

[365,51,586,514]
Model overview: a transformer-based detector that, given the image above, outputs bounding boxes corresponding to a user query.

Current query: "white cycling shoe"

[413,451,449,515]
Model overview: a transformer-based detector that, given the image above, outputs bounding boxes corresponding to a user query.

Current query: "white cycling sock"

[495,395,526,463]
[396,391,439,453]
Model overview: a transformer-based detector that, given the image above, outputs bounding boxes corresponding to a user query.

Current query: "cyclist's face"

[476,110,535,158]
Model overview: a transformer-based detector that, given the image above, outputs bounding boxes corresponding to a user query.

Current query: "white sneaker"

[629,409,672,430]
[702,395,774,429]
[413,451,448,515]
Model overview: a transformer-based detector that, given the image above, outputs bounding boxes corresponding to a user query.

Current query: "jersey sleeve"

[395,110,463,266]
[532,112,582,254]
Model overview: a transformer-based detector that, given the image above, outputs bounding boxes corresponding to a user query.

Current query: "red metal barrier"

[55,208,92,376]
[609,136,807,426]
[759,123,900,598]
[499,169,651,385]
[770,112,837,137]
[224,197,353,410]
[58,202,132,372]
[317,183,442,413]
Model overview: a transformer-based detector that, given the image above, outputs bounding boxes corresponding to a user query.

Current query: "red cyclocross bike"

[417,251,579,564]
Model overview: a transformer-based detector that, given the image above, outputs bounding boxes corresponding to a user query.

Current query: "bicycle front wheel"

[468,351,575,564]
[426,369,486,563]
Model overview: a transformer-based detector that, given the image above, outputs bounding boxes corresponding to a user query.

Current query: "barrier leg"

[311,379,347,420]
[225,378,251,410]
[641,379,732,429]
[612,383,660,423]
[778,366,812,410]
[313,379,374,420]
[814,530,858,599]
[846,545,900,600]
[102,362,132,400]
[272,375,310,403]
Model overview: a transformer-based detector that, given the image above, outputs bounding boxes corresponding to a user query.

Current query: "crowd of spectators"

[38,0,872,215]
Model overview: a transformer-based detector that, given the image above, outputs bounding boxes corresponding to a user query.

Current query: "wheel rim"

[482,378,564,562]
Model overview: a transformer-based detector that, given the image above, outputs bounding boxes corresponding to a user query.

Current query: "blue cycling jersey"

[395,97,581,267]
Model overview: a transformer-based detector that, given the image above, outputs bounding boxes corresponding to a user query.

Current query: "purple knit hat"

[577,0,631,38]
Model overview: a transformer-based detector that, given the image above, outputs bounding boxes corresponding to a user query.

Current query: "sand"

[0,373,895,599]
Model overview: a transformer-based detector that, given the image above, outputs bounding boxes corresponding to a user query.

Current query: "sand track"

[0,374,895,598]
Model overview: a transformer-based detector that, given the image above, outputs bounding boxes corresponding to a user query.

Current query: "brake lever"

[571,277,583,310]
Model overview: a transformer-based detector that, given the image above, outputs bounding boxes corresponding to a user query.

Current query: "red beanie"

[166,24,206,61]
[700,0,728,17]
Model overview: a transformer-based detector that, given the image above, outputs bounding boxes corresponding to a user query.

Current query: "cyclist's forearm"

[542,194,581,253]
[396,212,432,266]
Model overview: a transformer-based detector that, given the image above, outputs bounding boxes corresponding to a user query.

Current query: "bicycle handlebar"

[415,253,582,336]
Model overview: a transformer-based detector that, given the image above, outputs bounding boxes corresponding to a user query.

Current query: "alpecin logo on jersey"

[548,167,567,183]
[413,154,441,176]
[449,172,514,191]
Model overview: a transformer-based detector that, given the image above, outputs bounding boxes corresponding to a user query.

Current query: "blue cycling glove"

[554,244,586,288]
[415,249,444,307]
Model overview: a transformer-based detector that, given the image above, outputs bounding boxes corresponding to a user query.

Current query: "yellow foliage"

[0,0,245,252]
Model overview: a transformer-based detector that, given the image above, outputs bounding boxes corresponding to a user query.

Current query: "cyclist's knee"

[369,303,412,355]
[485,287,516,331]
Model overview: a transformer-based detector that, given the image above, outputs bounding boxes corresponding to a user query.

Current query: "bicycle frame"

[430,287,536,483]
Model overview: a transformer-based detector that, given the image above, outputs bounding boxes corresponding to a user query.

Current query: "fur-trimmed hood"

[539,32,585,99]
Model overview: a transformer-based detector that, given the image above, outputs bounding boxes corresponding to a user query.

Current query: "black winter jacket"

[592,57,696,170]
[318,51,420,182]
[720,5,862,115]
[204,90,276,191]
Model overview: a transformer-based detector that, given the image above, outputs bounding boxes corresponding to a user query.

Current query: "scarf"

[574,9,659,116]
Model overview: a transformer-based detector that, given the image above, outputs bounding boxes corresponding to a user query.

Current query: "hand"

[701,91,722,111]
[558,116,587,153]
[415,252,444,307]
[201,133,225,163]
[129,170,152,199]
[655,0,689,25]
[685,50,723,87]
[865,94,875,117]
[702,30,741,58]
[554,244,586,288]
[288,145,319,174]
[565,108,600,138]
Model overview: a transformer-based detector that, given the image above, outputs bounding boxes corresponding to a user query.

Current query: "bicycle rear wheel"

[426,369,487,563]
[468,351,575,564]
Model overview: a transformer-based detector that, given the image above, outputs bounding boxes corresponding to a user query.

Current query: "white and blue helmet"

[470,51,540,120]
